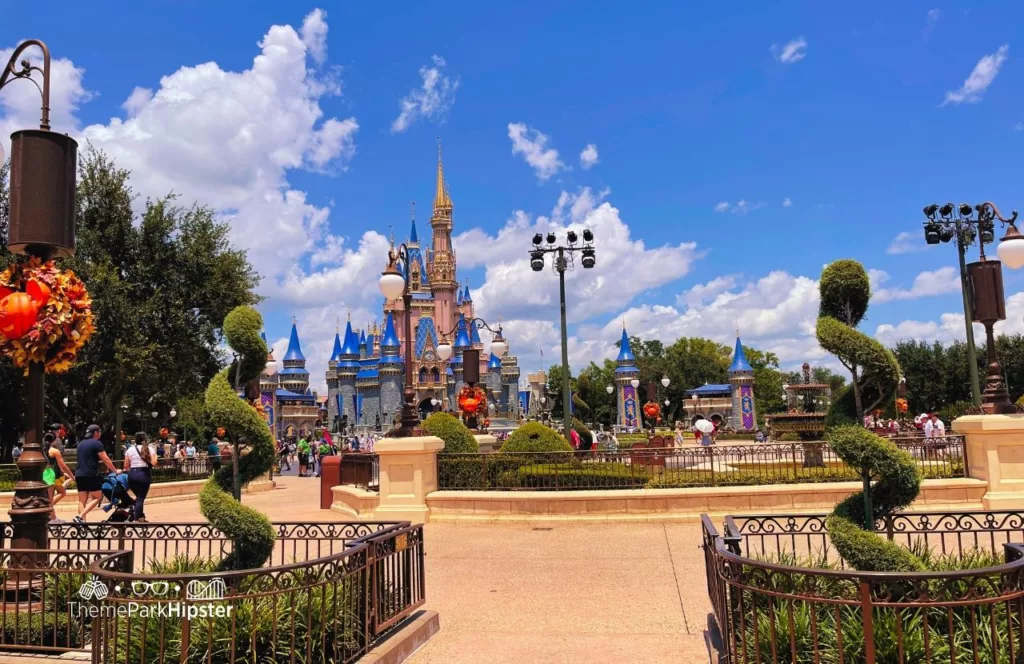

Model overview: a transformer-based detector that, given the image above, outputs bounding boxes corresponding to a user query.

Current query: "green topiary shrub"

[824,425,924,572]
[517,463,648,489]
[815,260,901,425]
[200,306,276,571]
[423,412,480,453]
[500,422,572,453]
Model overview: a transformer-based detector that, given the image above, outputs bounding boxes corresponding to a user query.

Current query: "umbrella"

[694,419,715,434]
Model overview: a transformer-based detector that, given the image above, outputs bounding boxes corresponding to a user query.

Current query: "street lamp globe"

[998,224,1024,269]
[661,376,670,388]
[378,269,405,301]
[664,399,670,406]
[170,409,177,418]
[151,411,158,420]
[605,385,614,394]
[630,378,640,389]
[490,331,508,357]
[62,397,68,407]
[540,397,546,405]
[691,394,698,402]
[436,339,453,361]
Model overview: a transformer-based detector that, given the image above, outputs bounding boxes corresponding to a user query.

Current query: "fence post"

[481,453,487,489]
[709,447,716,487]
[859,579,876,663]
[791,443,798,479]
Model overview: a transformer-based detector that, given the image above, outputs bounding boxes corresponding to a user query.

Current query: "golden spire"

[434,137,452,211]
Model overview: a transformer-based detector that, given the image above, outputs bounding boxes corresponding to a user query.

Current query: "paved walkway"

[96,476,715,663]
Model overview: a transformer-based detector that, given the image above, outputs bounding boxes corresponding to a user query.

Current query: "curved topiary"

[815,260,901,424]
[423,412,479,453]
[500,422,572,453]
[824,426,924,572]
[200,306,276,571]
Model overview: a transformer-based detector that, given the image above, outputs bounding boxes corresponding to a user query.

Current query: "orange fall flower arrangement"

[0,257,94,374]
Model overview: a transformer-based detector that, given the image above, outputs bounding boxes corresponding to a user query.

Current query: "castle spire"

[410,201,418,244]
[728,335,752,374]
[434,137,452,212]
[284,322,305,362]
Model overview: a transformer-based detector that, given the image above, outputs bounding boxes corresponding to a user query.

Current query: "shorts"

[298,454,309,466]
[75,475,103,493]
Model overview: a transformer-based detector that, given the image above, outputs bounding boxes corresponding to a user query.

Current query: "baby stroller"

[100,472,136,522]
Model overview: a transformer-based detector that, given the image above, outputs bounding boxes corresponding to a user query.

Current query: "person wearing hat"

[75,424,118,523]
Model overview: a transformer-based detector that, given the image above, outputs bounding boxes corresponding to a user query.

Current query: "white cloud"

[873,267,960,303]
[507,122,566,181]
[1013,121,1024,132]
[941,44,1009,106]
[714,200,767,215]
[677,275,738,308]
[61,10,360,299]
[579,143,599,169]
[300,8,330,65]
[772,37,808,64]
[782,197,793,207]
[875,291,1024,348]
[390,55,460,133]
[887,231,929,255]
[924,9,942,36]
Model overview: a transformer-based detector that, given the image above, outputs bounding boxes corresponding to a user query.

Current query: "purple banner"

[740,384,754,430]
[623,385,638,428]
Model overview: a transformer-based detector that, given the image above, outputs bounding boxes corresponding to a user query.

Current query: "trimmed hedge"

[515,462,649,489]
[500,422,571,453]
[0,612,81,648]
[423,412,480,453]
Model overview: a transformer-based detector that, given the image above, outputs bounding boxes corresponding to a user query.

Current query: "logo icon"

[186,578,227,601]
[78,576,108,601]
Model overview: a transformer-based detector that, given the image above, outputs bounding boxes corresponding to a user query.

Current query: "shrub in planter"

[423,412,480,453]
[0,612,81,649]
[517,462,649,489]
[500,422,572,454]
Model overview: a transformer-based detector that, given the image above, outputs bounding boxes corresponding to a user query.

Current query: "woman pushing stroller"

[122,432,156,522]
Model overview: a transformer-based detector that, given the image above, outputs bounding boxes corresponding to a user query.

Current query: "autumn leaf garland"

[0,257,95,374]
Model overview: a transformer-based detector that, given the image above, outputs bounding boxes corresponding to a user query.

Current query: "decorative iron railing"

[438,437,967,491]
[341,453,380,491]
[703,509,1024,663]
[0,520,426,662]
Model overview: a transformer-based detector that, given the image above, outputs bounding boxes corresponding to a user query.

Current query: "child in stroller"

[100,472,136,522]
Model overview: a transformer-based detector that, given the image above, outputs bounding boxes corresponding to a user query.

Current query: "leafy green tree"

[816,260,901,423]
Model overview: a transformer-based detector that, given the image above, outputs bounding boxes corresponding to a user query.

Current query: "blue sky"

[3,2,1024,391]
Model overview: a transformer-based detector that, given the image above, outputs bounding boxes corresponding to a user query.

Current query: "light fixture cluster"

[529,229,596,272]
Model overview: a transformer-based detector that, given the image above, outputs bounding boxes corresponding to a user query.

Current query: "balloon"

[25,279,51,307]
[0,292,39,340]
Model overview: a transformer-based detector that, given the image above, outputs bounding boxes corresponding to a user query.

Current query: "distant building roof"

[276,389,315,402]
[329,332,343,363]
[283,323,305,362]
[616,327,635,363]
[728,336,752,373]
[688,384,731,395]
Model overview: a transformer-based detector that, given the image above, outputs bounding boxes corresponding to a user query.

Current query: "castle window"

[431,367,440,383]
[418,367,428,384]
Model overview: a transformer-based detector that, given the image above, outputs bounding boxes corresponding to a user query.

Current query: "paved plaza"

[137,476,711,663]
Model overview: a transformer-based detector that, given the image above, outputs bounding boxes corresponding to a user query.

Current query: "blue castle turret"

[377,312,403,424]
[332,321,360,425]
[451,315,471,396]
[614,326,640,428]
[728,334,757,431]
[279,322,309,394]
[486,352,503,404]
[325,328,343,417]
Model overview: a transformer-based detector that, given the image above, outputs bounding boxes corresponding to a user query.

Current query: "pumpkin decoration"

[159,427,170,439]
[642,401,661,420]
[216,427,227,438]
[457,385,487,416]
[895,397,908,414]
[0,258,94,373]
[0,292,38,340]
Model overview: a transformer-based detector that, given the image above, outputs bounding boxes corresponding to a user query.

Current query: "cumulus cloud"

[887,231,928,255]
[782,197,793,208]
[579,143,599,169]
[941,45,1009,106]
[391,55,460,133]
[61,10,360,299]
[873,267,960,303]
[875,291,1024,348]
[714,200,766,215]
[507,122,566,181]
[676,275,738,308]
[772,37,808,64]
[924,9,942,37]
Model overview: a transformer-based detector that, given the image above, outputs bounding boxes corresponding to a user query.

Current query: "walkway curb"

[359,610,440,664]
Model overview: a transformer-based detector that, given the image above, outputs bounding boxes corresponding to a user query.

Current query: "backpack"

[288,443,296,454]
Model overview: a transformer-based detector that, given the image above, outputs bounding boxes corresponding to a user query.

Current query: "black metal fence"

[438,436,967,491]
[0,520,426,662]
[341,453,380,491]
[703,509,1024,663]
[0,456,220,490]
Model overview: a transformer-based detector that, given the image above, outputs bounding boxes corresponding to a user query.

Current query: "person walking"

[208,437,222,472]
[297,437,310,477]
[278,439,291,471]
[185,440,196,458]
[43,432,73,522]
[124,432,156,522]
[75,424,118,523]
[11,441,22,463]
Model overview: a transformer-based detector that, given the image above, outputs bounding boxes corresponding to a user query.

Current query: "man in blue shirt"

[74,424,119,523]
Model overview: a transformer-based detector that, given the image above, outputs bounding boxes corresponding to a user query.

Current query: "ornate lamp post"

[922,202,1000,406]
[436,318,507,426]
[528,229,596,444]
[379,242,421,437]
[2,40,78,552]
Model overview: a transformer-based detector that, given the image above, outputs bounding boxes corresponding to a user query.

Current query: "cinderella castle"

[260,145,522,436]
